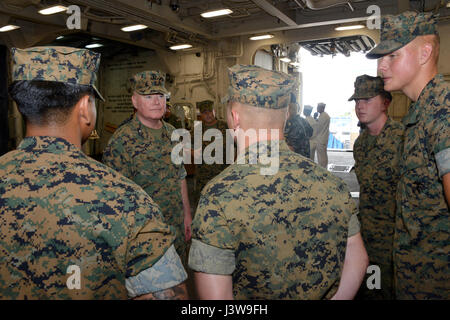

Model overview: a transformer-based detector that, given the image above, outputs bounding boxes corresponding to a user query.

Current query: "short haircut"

[230,101,288,130]
[9,80,94,125]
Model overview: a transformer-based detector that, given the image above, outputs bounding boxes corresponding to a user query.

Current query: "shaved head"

[228,101,288,132]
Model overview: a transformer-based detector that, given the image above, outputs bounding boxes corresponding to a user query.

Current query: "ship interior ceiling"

[2,0,449,53]
[1,0,450,159]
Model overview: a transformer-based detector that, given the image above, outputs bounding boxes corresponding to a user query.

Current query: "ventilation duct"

[302,0,358,11]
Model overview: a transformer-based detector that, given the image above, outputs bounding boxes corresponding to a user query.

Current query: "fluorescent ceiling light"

[56,36,64,40]
[170,44,192,50]
[121,24,148,32]
[289,62,300,67]
[38,5,67,15]
[0,25,20,32]
[85,43,103,49]
[249,34,274,41]
[280,57,291,63]
[335,25,365,31]
[200,9,233,18]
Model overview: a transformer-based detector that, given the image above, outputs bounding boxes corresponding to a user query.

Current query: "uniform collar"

[17,136,81,154]
[403,74,444,126]
[131,114,169,139]
[360,117,395,146]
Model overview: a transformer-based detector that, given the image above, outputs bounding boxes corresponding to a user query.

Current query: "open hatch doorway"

[297,45,377,152]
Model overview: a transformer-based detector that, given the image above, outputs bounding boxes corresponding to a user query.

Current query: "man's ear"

[131,93,139,109]
[419,41,433,65]
[231,106,240,130]
[77,95,93,126]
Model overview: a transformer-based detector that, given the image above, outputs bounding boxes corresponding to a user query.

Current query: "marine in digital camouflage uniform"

[102,71,192,263]
[189,64,368,300]
[367,11,450,299]
[164,103,184,129]
[0,46,187,299]
[284,102,313,157]
[350,75,404,299]
[191,100,231,208]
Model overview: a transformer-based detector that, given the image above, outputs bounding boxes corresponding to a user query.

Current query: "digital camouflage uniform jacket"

[284,114,313,157]
[102,115,187,258]
[353,117,404,299]
[0,136,175,299]
[192,120,230,206]
[189,140,360,299]
[395,74,450,299]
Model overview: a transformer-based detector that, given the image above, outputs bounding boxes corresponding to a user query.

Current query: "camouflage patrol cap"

[11,46,104,101]
[223,64,295,109]
[348,75,386,101]
[130,70,170,96]
[304,105,313,111]
[366,11,439,59]
[197,100,214,113]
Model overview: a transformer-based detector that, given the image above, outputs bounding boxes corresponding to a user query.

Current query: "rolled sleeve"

[188,239,235,275]
[178,165,187,180]
[436,148,450,178]
[125,245,187,298]
[348,213,361,238]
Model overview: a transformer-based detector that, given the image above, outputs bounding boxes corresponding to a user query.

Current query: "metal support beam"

[251,0,297,26]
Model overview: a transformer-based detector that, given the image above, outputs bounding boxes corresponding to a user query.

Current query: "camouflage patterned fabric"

[196,100,214,113]
[102,116,188,261]
[348,75,387,101]
[394,74,450,299]
[353,117,404,300]
[189,140,360,299]
[223,64,295,109]
[11,46,104,101]
[129,70,170,96]
[191,120,230,208]
[366,11,438,59]
[0,136,176,299]
[284,114,313,157]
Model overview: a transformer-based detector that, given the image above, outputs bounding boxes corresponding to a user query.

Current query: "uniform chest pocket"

[132,143,180,187]
[401,127,429,174]
[400,126,441,199]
